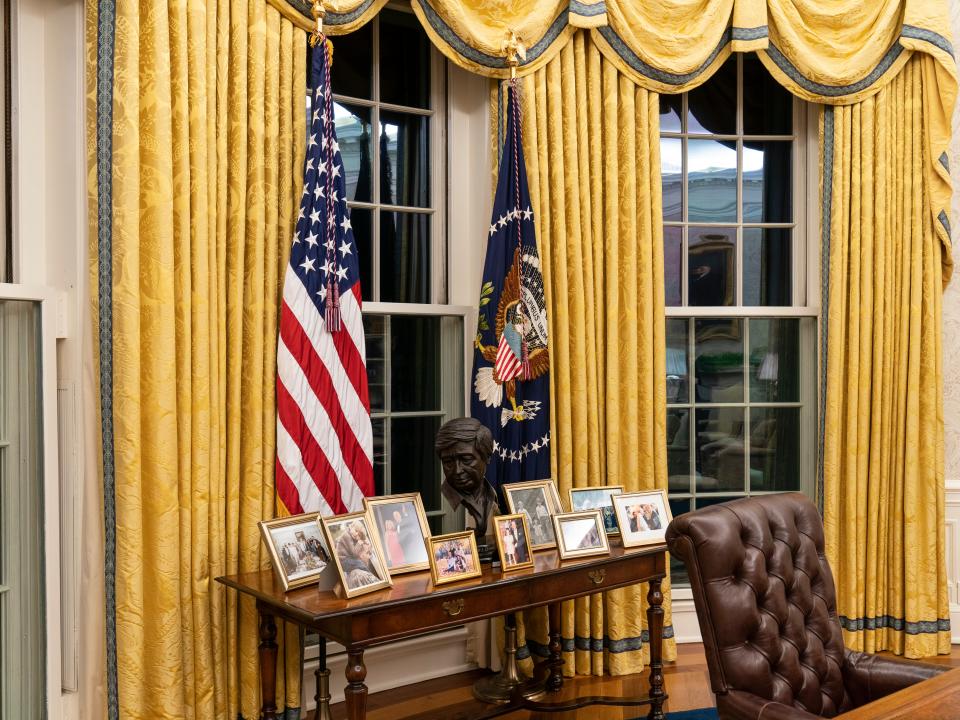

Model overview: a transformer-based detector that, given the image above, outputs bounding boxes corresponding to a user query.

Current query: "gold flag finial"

[502,31,526,80]
[311,0,327,42]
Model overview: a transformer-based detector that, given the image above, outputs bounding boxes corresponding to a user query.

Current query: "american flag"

[276,40,373,516]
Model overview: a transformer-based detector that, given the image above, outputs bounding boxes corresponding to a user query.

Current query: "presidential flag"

[276,40,373,516]
[471,81,551,488]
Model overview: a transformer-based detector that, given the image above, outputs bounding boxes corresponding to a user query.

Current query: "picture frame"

[493,513,534,572]
[427,531,483,586]
[363,493,431,575]
[502,479,563,550]
[567,485,625,535]
[552,510,611,560]
[612,489,672,548]
[320,511,394,598]
[259,513,334,591]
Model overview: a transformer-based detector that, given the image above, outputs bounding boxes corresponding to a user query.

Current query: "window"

[660,55,818,584]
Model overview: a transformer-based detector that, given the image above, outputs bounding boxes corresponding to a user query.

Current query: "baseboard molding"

[946,481,960,643]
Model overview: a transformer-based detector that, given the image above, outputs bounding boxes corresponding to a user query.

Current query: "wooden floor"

[319,644,960,720]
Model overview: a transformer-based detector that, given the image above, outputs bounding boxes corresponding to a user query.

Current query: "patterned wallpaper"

[945,0,960,485]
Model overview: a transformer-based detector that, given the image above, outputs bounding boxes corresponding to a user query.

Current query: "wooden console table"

[218,542,668,720]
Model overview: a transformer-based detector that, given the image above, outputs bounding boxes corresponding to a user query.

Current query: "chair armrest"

[842,649,950,706]
[717,690,822,720]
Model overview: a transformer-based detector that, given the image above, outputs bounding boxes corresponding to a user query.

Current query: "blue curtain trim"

[939,209,951,240]
[241,709,301,720]
[839,615,951,634]
[282,0,380,26]
[515,626,676,660]
[731,26,769,42]
[940,152,950,173]
[95,0,119,717]
[901,25,955,56]
[596,25,733,85]
[569,1,607,18]
[816,106,834,517]
[763,42,905,97]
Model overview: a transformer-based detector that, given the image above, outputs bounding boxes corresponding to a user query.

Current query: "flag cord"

[320,39,342,332]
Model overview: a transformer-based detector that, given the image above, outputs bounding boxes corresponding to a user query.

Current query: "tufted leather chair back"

[666,493,852,717]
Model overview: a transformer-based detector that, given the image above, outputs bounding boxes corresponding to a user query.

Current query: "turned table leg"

[344,647,368,720]
[647,577,666,720]
[314,634,332,720]
[546,601,564,693]
[258,610,278,720]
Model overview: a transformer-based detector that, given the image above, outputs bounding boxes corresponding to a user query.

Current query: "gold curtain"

[265,0,390,34]
[821,53,953,659]
[502,31,677,676]
[88,1,307,717]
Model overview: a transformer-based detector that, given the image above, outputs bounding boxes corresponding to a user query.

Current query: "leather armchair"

[665,493,947,718]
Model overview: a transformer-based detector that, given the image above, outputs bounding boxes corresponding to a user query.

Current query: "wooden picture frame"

[567,485,625,535]
[363,493,431,575]
[502,479,563,550]
[259,513,334,591]
[320,511,394,598]
[492,513,534,572]
[427,531,483,586]
[553,510,611,560]
[612,489,672,548]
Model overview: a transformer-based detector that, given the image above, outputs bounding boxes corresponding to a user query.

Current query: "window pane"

[688,139,736,222]
[329,21,372,99]
[666,318,689,403]
[743,55,792,136]
[372,417,386,495]
[380,112,429,208]
[688,226,736,306]
[694,318,743,403]
[667,408,691,493]
[661,138,683,222]
[334,103,373,203]
[379,10,430,109]
[694,495,739,510]
[349,207,373,300]
[749,407,801,492]
[380,211,430,303]
[742,227,791,306]
[659,95,681,132]
[668,498,691,584]
[696,407,745,492]
[742,141,792,223]
[390,316,441,412]
[688,57,736,135]
[364,314,386,412]
[664,225,682,306]
[749,318,800,402]
[391,416,443,511]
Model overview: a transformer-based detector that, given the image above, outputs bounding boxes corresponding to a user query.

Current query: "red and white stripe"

[276,265,373,515]
[494,334,523,383]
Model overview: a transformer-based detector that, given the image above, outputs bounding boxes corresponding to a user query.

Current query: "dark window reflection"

[688,227,736,306]
[688,57,736,135]
[695,495,739,510]
[664,225,683,306]
[391,416,443,511]
[363,314,386,411]
[379,10,431,109]
[743,141,792,223]
[695,407,746,492]
[333,103,373,203]
[349,207,373,301]
[694,318,744,402]
[666,318,689,403]
[743,55,792,136]
[688,139,736,223]
[749,407,800,492]
[380,112,429,208]
[661,138,682,222]
[390,316,440,412]
[668,497,691,585]
[749,319,800,402]
[329,21,372,100]
[742,228,791,306]
[380,211,430,302]
[667,408,691,493]
[372,417,386,495]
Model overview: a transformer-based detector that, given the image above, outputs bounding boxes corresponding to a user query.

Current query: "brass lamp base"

[472,620,545,704]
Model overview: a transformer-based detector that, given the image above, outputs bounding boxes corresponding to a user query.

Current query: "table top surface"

[217,541,666,624]
[835,667,960,720]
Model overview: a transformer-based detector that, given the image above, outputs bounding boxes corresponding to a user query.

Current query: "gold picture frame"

[611,489,672,548]
[567,485,625,535]
[492,513,534,572]
[502,479,563,550]
[320,511,394,598]
[552,510,611,560]
[427,531,483,586]
[363,493,431,575]
[259,512,333,591]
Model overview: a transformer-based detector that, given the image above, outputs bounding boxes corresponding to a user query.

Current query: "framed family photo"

[567,485,624,535]
[321,512,393,598]
[259,513,333,591]
[493,513,534,572]
[553,510,610,560]
[612,489,672,548]
[363,493,431,575]
[502,479,563,550]
[427,531,482,586]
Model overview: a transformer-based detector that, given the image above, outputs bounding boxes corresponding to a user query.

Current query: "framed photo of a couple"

[364,493,431,575]
[502,479,563,550]
[321,512,393,598]
[259,513,333,591]
[612,489,672,548]
[493,513,534,572]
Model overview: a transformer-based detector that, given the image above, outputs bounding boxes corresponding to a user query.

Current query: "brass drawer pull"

[588,569,606,585]
[442,598,465,617]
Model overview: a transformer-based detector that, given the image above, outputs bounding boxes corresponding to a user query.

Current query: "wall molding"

[946,479,960,643]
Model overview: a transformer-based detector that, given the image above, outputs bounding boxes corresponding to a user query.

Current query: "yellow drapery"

[88,1,307,717]
[498,31,677,676]
[821,53,954,659]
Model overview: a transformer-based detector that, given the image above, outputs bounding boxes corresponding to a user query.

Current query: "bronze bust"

[435,417,499,544]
